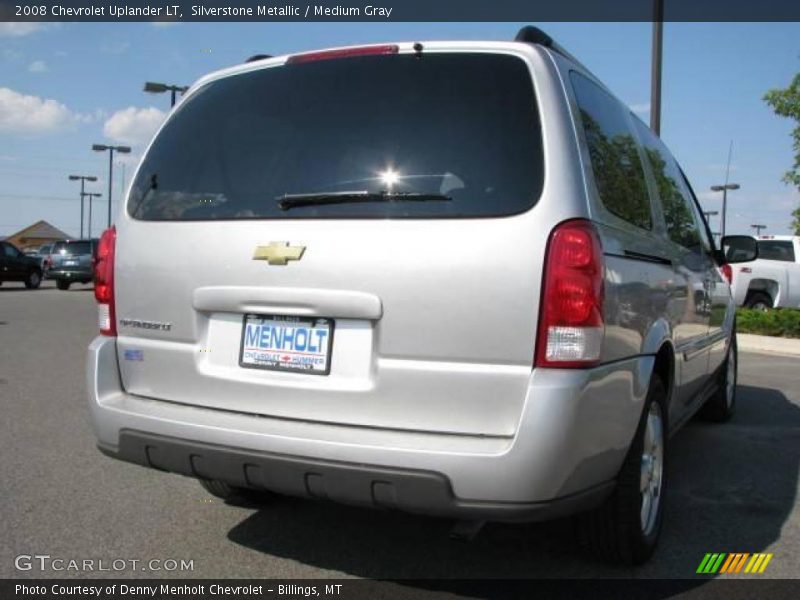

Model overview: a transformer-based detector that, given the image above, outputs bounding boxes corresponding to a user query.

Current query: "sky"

[1,21,799,240]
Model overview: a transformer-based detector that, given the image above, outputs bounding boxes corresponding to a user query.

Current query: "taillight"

[94,226,116,336]
[287,44,399,64]
[721,264,733,284]
[43,255,52,269]
[535,219,604,368]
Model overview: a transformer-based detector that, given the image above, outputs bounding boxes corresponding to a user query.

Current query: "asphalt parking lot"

[1,281,798,582]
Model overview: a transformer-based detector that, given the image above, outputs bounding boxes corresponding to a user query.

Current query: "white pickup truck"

[729,235,800,309]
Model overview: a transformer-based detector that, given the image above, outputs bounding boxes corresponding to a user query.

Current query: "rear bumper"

[46,268,92,281]
[87,336,653,521]
[99,431,613,522]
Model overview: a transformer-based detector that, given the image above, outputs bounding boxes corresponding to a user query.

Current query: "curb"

[737,333,800,357]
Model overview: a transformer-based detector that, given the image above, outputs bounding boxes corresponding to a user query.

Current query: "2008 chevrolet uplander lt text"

[87,27,759,564]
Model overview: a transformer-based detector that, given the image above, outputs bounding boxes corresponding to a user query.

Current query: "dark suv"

[45,239,98,290]
[0,241,42,289]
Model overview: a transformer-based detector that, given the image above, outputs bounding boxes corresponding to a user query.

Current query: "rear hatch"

[51,240,94,274]
[114,46,546,436]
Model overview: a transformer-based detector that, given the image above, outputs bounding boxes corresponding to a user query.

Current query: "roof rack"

[245,54,272,63]
[514,26,592,74]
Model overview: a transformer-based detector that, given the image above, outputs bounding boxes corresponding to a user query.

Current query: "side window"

[678,169,714,255]
[3,244,19,258]
[631,118,702,252]
[757,241,795,262]
[570,72,652,230]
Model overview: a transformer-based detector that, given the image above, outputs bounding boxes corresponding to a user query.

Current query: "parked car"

[35,242,58,273]
[727,235,800,309]
[46,239,98,290]
[0,241,43,288]
[86,27,759,564]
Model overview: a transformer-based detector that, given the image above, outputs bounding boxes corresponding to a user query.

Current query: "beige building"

[4,220,71,251]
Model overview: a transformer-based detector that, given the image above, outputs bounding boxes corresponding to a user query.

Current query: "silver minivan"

[87,27,758,564]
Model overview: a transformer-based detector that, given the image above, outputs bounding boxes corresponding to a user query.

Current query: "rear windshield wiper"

[277,190,452,211]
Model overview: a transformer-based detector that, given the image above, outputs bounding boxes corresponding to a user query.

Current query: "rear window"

[128,52,544,220]
[53,241,92,256]
[757,240,795,262]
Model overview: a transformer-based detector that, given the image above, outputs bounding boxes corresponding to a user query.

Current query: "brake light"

[287,44,399,64]
[721,264,733,284]
[94,226,116,336]
[535,219,604,368]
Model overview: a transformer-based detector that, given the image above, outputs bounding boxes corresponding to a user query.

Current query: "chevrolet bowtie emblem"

[253,242,306,266]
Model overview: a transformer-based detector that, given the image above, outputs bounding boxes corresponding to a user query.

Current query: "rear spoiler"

[514,26,595,77]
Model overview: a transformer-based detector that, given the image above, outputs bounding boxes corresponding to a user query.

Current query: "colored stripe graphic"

[697,553,727,574]
[745,553,774,573]
[758,554,773,573]
[698,552,772,574]
[696,553,713,573]
[733,553,750,573]
[719,553,750,573]
[720,554,736,573]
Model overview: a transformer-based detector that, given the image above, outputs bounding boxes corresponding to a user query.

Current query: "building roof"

[5,220,70,242]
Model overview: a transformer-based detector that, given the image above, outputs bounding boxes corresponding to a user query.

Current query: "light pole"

[68,175,97,238]
[751,224,767,236]
[144,81,189,107]
[92,144,131,228]
[702,210,719,242]
[710,183,740,239]
[85,192,102,238]
[650,0,664,135]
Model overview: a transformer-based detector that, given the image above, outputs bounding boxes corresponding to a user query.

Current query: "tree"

[764,73,800,235]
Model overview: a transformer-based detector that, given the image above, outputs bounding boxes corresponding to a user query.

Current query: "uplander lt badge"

[119,318,172,331]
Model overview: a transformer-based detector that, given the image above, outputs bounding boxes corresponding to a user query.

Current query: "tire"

[699,336,737,423]
[198,478,272,505]
[579,376,668,565]
[25,270,42,289]
[744,292,772,310]
[56,279,71,291]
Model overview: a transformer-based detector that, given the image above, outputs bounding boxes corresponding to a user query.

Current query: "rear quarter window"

[129,53,545,221]
[757,240,796,262]
[630,117,707,253]
[570,72,652,231]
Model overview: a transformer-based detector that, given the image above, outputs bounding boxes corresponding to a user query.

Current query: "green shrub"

[736,308,800,338]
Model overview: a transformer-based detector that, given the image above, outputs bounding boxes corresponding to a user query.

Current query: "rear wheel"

[744,291,772,310]
[579,376,667,565]
[25,270,42,289]
[699,337,737,422]
[56,279,71,291]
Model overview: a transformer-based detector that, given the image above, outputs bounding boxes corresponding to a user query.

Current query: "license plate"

[239,315,334,375]
[64,260,78,266]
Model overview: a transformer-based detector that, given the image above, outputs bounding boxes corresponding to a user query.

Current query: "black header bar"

[2,0,800,23]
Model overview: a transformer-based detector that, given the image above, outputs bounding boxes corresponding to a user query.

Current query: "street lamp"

[710,183,740,239]
[702,210,719,242]
[144,81,189,107]
[650,0,664,135]
[751,224,767,236]
[68,175,97,238]
[84,192,102,238]
[92,144,131,228]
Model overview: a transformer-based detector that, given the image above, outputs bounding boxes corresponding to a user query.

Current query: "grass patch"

[736,308,800,338]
